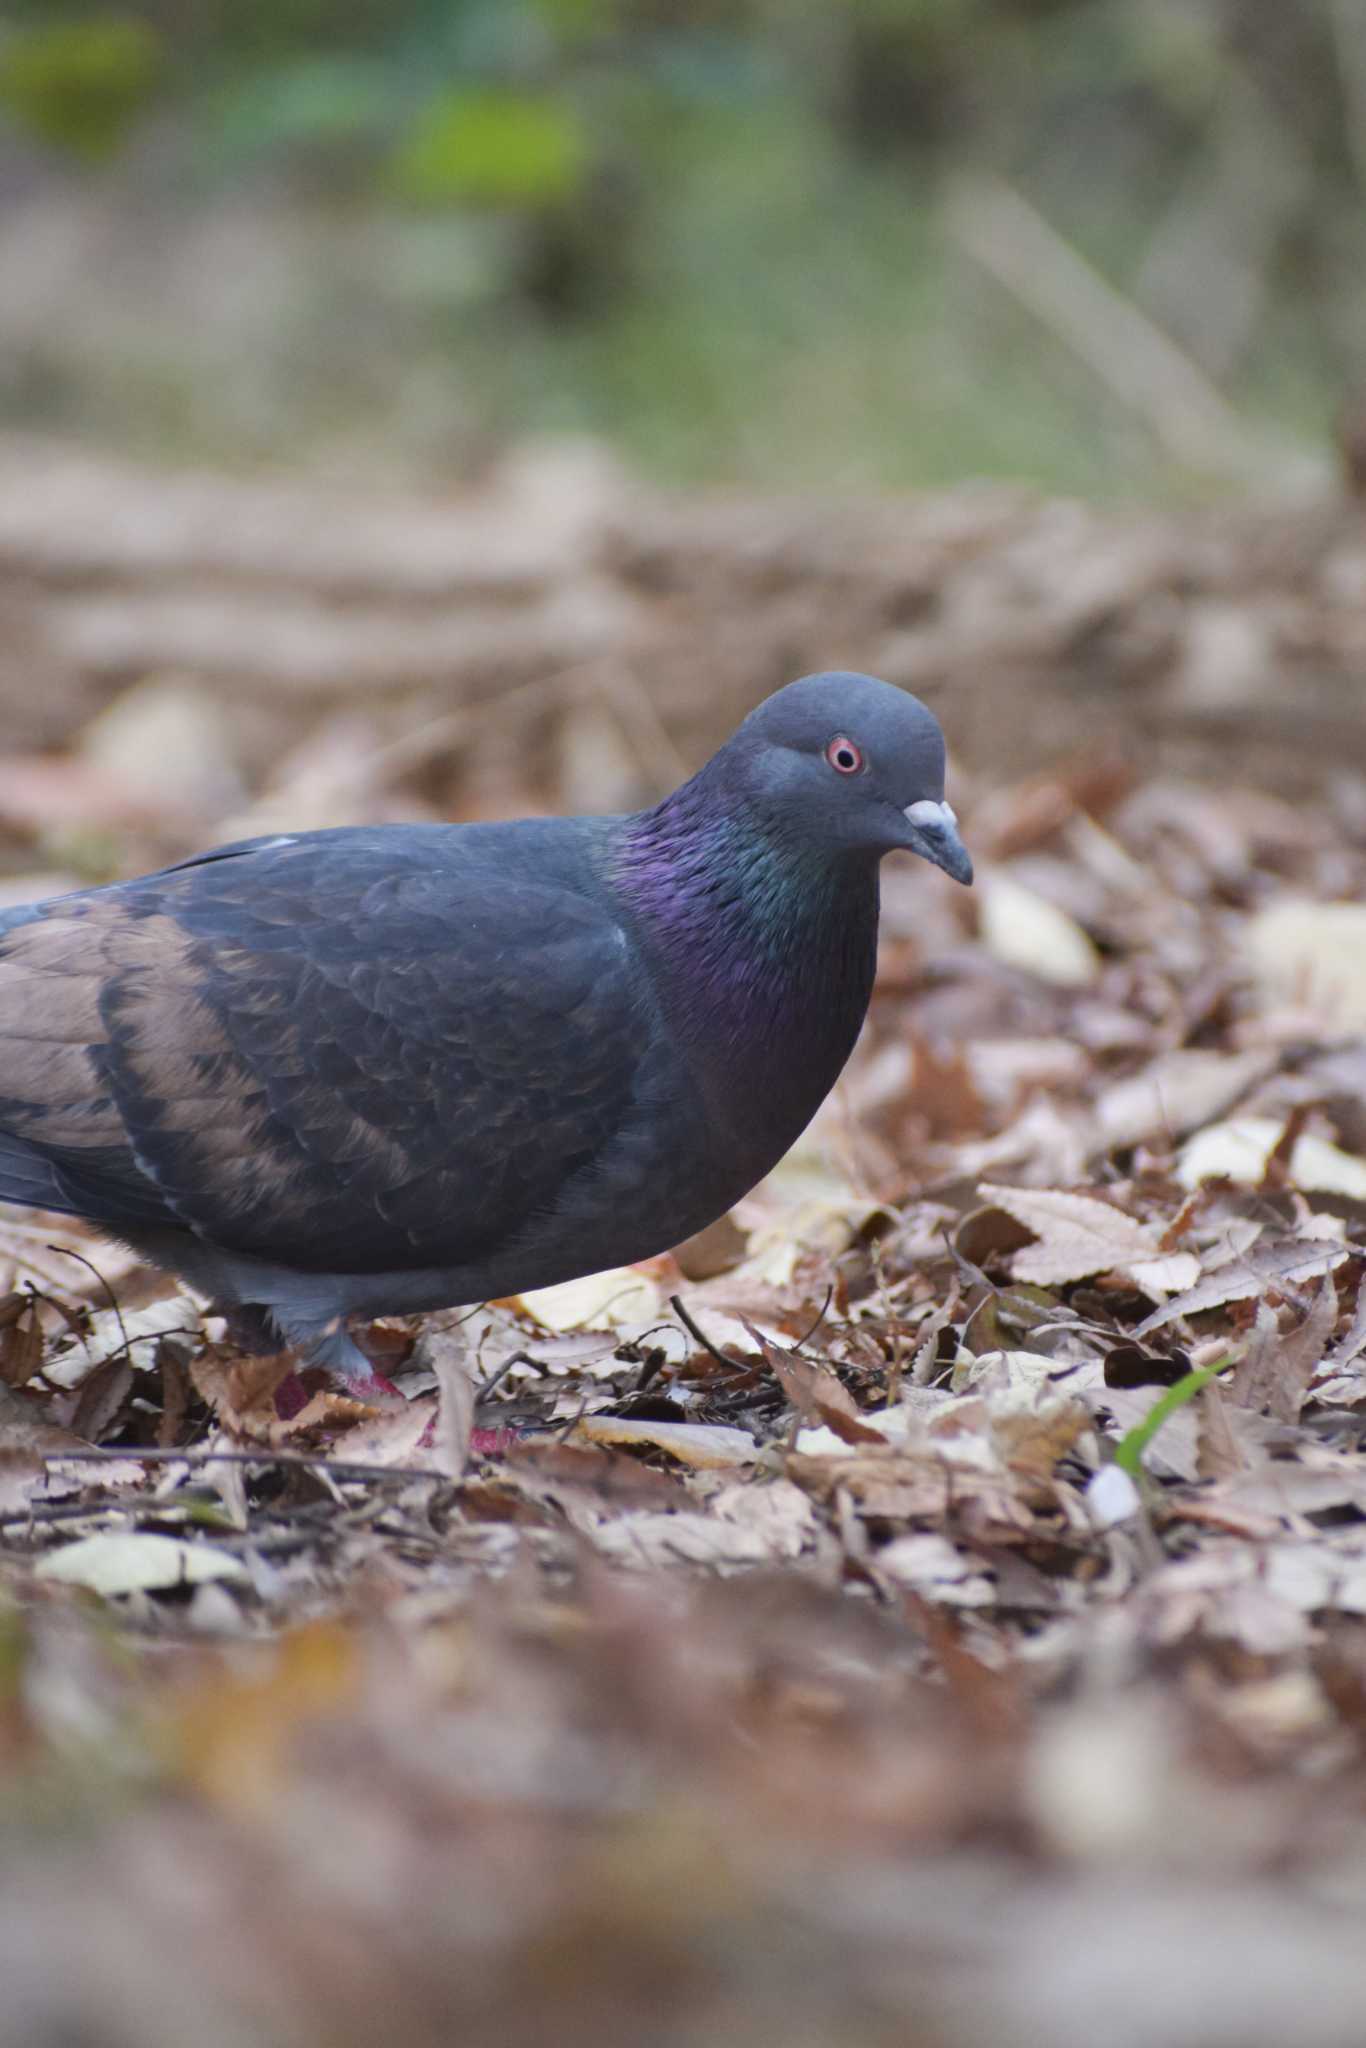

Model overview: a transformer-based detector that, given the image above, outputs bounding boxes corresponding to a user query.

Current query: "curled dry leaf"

[1229,1278,1338,1425]
[1095,1049,1277,1148]
[569,1415,758,1468]
[751,1325,888,1445]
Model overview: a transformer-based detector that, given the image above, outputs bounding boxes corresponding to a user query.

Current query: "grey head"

[722,670,972,883]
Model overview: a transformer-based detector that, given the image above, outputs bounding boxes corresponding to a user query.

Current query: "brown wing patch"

[81,912,306,1225]
[0,906,119,1147]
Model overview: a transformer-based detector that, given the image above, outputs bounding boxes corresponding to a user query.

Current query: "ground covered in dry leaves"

[5,463,1366,2044]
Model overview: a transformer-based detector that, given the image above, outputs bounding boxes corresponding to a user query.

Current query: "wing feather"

[0,824,651,1276]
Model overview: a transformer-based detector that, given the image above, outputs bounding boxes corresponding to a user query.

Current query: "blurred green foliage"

[391,89,590,206]
[0,12,160,159]
[0,0,1362,489]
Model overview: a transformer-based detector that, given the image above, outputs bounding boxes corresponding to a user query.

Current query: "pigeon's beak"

[900,799,973,885]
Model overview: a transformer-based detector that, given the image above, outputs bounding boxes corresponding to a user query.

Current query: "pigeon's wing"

[0,825,654,1273]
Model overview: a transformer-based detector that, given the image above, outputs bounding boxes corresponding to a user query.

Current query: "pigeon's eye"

[825,736,863,775]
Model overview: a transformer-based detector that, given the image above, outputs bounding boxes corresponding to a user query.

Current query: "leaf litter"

[11,591,1366,2041]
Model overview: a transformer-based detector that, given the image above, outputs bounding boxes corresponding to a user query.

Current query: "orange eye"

[825,736,863,774]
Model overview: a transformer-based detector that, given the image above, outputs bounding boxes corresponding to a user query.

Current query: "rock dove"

[0,671,969,1394]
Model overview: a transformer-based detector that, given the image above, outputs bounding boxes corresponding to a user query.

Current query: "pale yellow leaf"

[569,1415,757,1468]
[36,1532,247,1595]
[1245,901,1366,1026]
[515,1266,662,1332]
[1176,1117,1366,1199]
[978,870,1099,987]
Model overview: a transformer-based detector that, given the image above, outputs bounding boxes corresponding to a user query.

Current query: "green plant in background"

[0,12,161,160]
[391,87,589,206]
[0,0,1360,488]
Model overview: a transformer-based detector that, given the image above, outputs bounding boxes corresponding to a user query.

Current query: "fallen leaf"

[514,1266,663,1331]
[569,1416,758,1468]
[751,1327,887,1445]
[979,1183,1199,1293]
[422,1326,475,1479]
[1230,1278,1338,1423]
[35,1532,248,1595]
[1096,1050,1276,1148]
[875,1531,995,1605]
[590,1509,785,1568]
[978,869,1099,986]
[1245,901,1366,1026]
[1133,1237,1352,1338]
[1176,1117,1366,1198]
[43,1294,203,1390]
[189,1345,374,1440]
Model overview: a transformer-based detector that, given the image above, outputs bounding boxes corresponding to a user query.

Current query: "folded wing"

[0,825,649,1275]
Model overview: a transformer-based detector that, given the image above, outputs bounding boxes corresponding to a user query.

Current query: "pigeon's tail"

[0,1127,179,1233]
[0,1130,81,1215]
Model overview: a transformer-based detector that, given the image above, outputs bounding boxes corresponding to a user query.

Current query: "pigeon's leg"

[290,1314,403,1402]
[216,1300,400,1402]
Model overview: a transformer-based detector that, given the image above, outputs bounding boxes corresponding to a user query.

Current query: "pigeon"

[0,670,970,1394]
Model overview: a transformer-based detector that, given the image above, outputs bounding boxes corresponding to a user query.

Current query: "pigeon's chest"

[653,915,879,1200]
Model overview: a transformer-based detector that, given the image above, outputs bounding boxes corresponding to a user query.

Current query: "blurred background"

[0,0,1364,885]
[1,0,1363,493]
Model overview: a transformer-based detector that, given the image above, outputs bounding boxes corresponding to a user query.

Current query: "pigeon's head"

[733,671,972,883]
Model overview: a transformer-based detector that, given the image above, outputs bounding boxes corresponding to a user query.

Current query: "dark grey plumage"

[0,671,970,1390]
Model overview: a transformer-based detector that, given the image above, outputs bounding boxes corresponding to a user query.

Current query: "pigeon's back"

[0,820,706,1303]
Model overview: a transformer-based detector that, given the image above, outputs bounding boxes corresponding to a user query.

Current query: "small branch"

[44,1445,448,1483]
[946,175,1262,481]
[793,1285,835,1352]
[670,1294,746,1374]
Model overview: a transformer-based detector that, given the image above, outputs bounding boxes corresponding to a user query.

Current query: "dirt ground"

[3,441,1366,2047]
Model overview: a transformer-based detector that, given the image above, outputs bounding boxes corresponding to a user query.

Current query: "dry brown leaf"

[188,1344,374,1441]
[1133,1237,1352,1338]
[1095,1050,1278,1148]
[751,1326,888,1446]
[1245,901,1366,1027]
[424,1327,475,1479]
[589,1508,793,1568]
[875,1531,995,1605]
[787,1446,1037,1540]
[1231,1279,1338,1423]
[0,1298,44,1388]
[43,1294,202,1390]
[0,1384,101,1511]
[979,1182,1199,1293]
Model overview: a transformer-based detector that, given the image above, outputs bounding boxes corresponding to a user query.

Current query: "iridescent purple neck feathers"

[612,761,881,1119]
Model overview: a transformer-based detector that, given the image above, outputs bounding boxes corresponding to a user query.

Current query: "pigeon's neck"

[614,766,880,1155]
